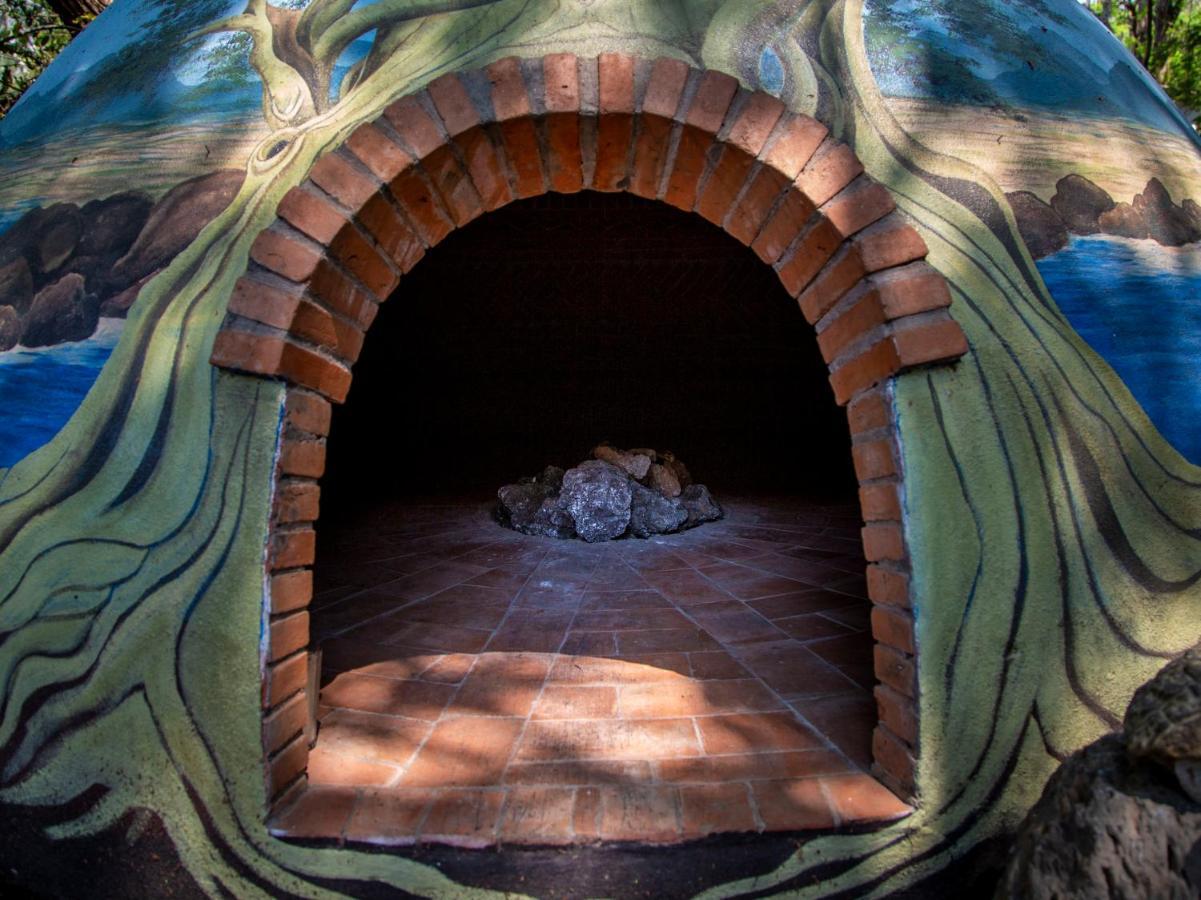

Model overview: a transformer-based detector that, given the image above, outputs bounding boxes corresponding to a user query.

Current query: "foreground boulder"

[496,445,722,541]
[1006,191,1069,258]
[1098,201,1148,240]
[1050,174,1115,235]
[0,258,33,314]
[0,305,19,351]
[1135,177,1201,247]
[998,650,1201,898]
[20,274,97,347]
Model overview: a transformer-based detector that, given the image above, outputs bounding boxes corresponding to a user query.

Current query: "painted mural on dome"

[0,0,1198,898]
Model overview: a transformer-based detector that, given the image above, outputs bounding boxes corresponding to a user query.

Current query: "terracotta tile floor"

[271,496,910,847]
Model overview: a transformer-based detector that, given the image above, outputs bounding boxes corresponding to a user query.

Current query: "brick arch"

[209,53,968,817]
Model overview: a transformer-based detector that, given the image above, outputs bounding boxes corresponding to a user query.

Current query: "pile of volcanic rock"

[497,444,722,542]
[0,169,244,351]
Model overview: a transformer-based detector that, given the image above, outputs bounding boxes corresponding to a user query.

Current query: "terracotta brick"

[778,216,843,299]
[594,53,635,192]
[272,530,316,572]
[859,481,901,521]
[725,167,790,245]
[343,788,432,841]
[532,685,618,719]
[752,189,816,264]
[796,141,864,210]
[271,569,313,615]
[487,57,531,121]
[500,787,577,844]
[696,711,822,754]
[310,261,379,329]
[685,69,739,134]
[828,336,900,404]
[267,735,309,799]
[227,276,302,331]
[822,177,896,239]
[598,52,635,114]
[497,117,545,198]
[861,522,905,563]
[847,389,890,434]
[456,126,513,211]
[822,771,910,824]
[309,152,380,210]
[872,605,915,655]
[383,94,444,159]
[388,169,454,246]
[871,263,954,320]
[727,92,786,156]
[330,226,397,300]
[855,215,929,272]
[289,297,340,351]
[573,787,602,839]
[264,649,307,709]
[874,643,916,698]
[250,228,322,283]
[357,193,424,272]
[285,388,331,436]
[761,114,828,179]
[852,439,898,482]
[751,778,836,830]
[210,330,353,401]
[662,125,712,211]
[642,57,689,119]
[875,684,918,745]
[346,122,414,182]
[402,717,524,787]
[867,564,910,609]
[543,54,580,113]
[422,144,484,225]
[275,479,320,524]
[426,72,479,137]
[270,609,310,661]
[798,244,865,324]
[421,790,504,846]
[328,316,366,363]
[544,112,584,194]
[264,690,307,752]
[871,727,916,796]
[892,316,969,368]
[278,186,349,245]
[628,114,674,199]
[679,783,757,838]
[695,145,756,224]
[817,289,885,364]
[596,785,681,842]
[310,751,403,789]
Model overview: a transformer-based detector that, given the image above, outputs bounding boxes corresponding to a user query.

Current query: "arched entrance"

[207,53,968,838]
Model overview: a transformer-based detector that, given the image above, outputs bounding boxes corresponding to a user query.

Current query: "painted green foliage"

[0,1,1199,897]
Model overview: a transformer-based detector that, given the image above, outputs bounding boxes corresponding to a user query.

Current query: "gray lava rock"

[997,733,1201,900]
[20,273,98,347]
[1050,174,1115,235]
[0,305,19,351]
[1099,201,1149,239]
[1006,190,1069,258]
[0,257,33,315]
[498,481,555,530]
[628,482,688,538]
[1135,177,1201,247]
[111,169,245,288]
[680,484,723,526]
[561,460,632,542]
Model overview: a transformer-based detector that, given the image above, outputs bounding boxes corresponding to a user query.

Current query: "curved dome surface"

[0,2,1197,898]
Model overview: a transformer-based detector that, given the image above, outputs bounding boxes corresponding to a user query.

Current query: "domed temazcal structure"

[0,1,1198,897]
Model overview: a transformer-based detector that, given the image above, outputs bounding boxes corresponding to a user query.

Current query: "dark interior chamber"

[321,191,856,519]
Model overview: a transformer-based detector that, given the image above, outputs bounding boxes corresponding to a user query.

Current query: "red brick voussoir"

[208,54,970,811]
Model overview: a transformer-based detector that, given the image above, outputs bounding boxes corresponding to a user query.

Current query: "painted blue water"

[0,319,123,468]
[1037,234,1201,465]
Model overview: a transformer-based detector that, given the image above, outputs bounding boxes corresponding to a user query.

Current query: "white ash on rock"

[496,444,722,542]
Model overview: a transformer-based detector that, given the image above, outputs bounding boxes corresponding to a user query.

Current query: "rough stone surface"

[0,304,19,351]
[20,273,97,347]
[997,734,1201,900]
[1135,177,1201,247]
[1098,201,1149,239]
[1050,174,1115,235]
[1006,190,1069,258]
[680,484,723,526]
[111,169,245,287]
[561,460,632,542]
[0,257,34,315]
[31,203,84,277]
[662,451,692,488]
[1125,649,1201,768]
[77,192,153,260]
[628,481,688,538]
[496,446,720,541]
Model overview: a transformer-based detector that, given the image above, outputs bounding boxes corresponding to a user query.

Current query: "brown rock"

[77,191,153,259]
[0,257,33,314]
[99,269,158,318]
[1134,178,1201,247]
[111,169,245,287]
[1006,190,1069,258]
[1049,174,1115,235]
[660,451,692,488]
[1098,201,1149,239]
[648,463,682,498]
[1183,198,1201,232]
[20,273,98,347]
[33,203,84,276]
[0,305,19,351]
[592,444,652,480]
